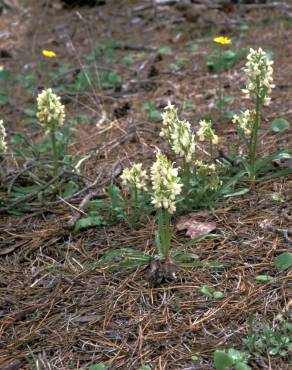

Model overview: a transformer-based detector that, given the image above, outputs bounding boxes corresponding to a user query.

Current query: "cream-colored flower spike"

[160,102,195,163]
[243,48,274,106]
[232,109,255,136]
[120,163,148,191]
[150,151,182,214]
[197,119,218,144]
[0,120,7,152]
[37,88,65,128]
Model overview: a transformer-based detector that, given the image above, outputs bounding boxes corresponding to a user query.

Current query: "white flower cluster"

[232,109,255,136]
[243,48,274,106]
[120,163,148,191]
[160,102,195,163]
[151,151,182,214]
[0,120,7,152]
[37,88,65,128]
[197,119,218,144]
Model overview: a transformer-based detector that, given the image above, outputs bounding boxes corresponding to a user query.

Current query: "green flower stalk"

[197,119,218,160]
[0,120,7,153]
[36,88,65,176]
[120,163,148,209]
[160,102,195,192]
[242,48,274,179]
[151,151,182,257]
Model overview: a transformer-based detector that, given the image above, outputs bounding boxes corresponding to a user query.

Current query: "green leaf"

[274,252,292,271]
[223,50,236,59]
[271,192,285,202]
[227,348,247,363]
[180,101,194,110]
[24,107,37,117]
[214,350,233,370]
[149,110,162,121]
[240,24,249,32]
[88,364,106,370]
[223,111,235,120]
[0,95,9,105]
[16,73,37,85]
[213,291,224,299]
[200,285,213,298]
[191,355,200,361]
[235,363,252,370]
[272,118,290,133]
[74,213,107,231]
[12,185,40,195]
[255,149,292,172]
[62,180,79,198]
[170,63,180,72]
[20,118,39,126]
[256,275,273,282]
[216,96,234,110]
[173,252,200,262]
[159,46,172,55]
[223,188,249,198]
[92,248,150,271]
[137,366,152,370]
[0,69,11,81]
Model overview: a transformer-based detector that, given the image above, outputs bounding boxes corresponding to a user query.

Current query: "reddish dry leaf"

[176,213,217,239]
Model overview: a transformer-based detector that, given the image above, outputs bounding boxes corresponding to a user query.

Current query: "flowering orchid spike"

[243,48,275,106]
[232,110,255,136]
[197,120,218,144]
[151,151,182,214]
[161,103,195,163]
[120,163,148,191]
[0,120,7,152]
[37,88,65,128]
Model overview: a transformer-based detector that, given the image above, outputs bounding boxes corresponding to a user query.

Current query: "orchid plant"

[36,88,66,177]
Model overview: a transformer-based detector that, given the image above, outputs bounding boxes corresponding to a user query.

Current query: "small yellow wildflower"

[213,36,232,45]
[42,50,57,58]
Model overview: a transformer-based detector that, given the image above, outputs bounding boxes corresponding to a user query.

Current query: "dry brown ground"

[0,1,291,369]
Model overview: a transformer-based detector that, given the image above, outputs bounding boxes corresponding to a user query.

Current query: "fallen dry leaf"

[176,213,217,239]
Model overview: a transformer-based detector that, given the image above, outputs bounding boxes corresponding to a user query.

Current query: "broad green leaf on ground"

[200,285,224,299]
[89,365,106,370]
[214,350,233,370]
[256,275,273,282]
[274,252,292,271]
[271,118,290,132]
[200,285,213,298]
[235,363,252,370]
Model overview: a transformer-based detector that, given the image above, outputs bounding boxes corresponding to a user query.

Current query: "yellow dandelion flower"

[42,50,57,58]
[213,36,232,45]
